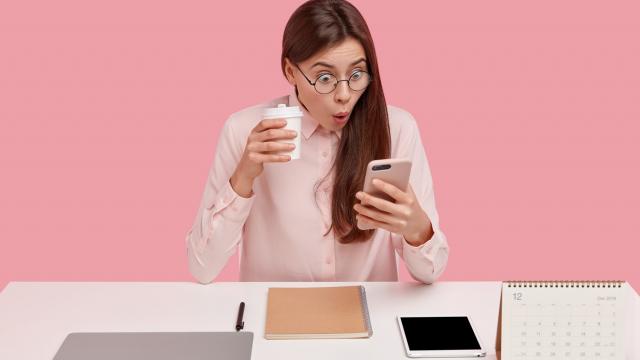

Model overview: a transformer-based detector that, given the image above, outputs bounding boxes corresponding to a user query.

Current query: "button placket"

[319,179,333,236]
[318,133,333,233]
[324,232,336,280]
[315,129,338,280]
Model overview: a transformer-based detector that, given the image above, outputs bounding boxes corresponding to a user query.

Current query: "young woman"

[186,0,449,284]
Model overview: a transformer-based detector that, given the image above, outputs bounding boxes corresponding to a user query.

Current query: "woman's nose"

[334,81,351,103]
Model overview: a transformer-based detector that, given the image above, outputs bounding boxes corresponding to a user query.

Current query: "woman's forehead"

[304,38,367,69]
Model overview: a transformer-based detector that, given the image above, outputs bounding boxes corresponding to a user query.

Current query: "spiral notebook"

[264,286,372,340]
[499,280,628,360]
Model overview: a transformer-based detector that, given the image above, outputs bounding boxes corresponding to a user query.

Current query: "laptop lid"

[53,332,253,360]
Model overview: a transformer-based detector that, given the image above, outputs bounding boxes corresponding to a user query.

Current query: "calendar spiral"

[504,280,624,288]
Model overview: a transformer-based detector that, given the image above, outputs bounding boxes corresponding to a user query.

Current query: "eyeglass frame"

[294,63,372,94]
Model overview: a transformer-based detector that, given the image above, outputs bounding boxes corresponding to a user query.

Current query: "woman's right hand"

[230,118,297,197]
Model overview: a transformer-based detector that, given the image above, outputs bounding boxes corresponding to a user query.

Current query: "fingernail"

[355,192,362,199]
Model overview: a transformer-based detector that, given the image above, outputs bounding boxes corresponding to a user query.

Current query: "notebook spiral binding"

[504,280,625,288]
[359,286,373,336]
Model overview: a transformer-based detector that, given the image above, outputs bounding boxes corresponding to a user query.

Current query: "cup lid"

[262,103,303,119]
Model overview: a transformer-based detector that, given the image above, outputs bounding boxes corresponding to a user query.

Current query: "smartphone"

[356,158,412,231]
[397,315,487,358]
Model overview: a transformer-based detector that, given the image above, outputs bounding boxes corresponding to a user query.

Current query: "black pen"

[235,302,245,331]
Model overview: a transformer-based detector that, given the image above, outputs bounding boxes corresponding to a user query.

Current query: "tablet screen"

[399,316,482,351]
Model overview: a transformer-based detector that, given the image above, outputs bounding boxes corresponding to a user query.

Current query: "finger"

[247,141,295,153]
[355,191,402,215]
[248,152,291,163]
[372,178,411,203]
[255,128,298,142]
[354,203,402,227]
[253,118,287,133]
[356,214,395,233]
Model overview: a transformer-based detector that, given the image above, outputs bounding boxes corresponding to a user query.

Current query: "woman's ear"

[284,58,296,86]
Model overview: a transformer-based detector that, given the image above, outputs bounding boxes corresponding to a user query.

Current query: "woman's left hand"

[354,179,434,247]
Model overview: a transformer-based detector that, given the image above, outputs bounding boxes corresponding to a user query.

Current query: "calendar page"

[501,281,626,360]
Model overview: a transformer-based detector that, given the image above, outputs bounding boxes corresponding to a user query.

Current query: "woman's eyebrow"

[310,58,366,69]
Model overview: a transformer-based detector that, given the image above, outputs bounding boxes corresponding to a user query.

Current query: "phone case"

[357,158,412,231]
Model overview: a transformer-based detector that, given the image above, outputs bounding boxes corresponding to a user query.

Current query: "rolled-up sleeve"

[390,112,449,284]
[186,116,255,284]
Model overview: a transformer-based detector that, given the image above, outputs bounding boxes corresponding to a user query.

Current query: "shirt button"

[325,257,332,265]
[321,151,328,158]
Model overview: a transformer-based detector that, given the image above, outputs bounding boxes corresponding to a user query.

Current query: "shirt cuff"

[403,229,439,254]
[206,181,255,222]
[400,229,447,281]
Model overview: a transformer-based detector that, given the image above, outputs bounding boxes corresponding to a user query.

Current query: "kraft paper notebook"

[264,286,373,340]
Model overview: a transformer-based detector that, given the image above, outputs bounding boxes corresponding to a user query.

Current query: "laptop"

[53,332,253,360]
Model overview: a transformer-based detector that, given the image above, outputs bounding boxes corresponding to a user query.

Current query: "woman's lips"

[333,112,350,124]
[333,115,348,124]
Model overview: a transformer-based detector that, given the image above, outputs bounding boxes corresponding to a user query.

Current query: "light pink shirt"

[186,88,449,284]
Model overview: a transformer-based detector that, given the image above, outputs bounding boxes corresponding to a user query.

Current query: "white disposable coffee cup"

[261,103,303,160]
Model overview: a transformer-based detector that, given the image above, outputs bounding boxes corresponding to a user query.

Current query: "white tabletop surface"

[0,281,637,359]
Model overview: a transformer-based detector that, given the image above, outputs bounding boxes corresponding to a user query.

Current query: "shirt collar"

[288,87,342,140]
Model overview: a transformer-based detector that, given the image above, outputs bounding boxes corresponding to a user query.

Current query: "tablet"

[397,316,486,358]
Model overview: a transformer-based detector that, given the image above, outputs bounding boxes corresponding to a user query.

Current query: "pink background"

[1,1,638,292]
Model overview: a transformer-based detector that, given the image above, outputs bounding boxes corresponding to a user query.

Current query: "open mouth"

[333,112,350,124]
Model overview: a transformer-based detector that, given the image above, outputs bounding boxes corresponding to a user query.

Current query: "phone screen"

[400,316,482,351]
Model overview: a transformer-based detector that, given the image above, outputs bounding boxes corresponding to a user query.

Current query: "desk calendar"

[500,281,627,360]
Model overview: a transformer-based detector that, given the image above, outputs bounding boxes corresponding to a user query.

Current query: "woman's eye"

[318,74,333,83]
[351,71,362,80]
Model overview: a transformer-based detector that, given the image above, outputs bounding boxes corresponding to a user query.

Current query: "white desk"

[0,281,637,359]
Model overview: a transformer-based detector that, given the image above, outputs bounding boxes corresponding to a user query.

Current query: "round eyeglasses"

[295,63,372,94]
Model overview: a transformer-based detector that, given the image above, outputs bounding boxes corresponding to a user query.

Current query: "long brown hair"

[281,0,391,243]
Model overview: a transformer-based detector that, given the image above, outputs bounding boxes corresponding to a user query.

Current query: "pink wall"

[1,1,638,292]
